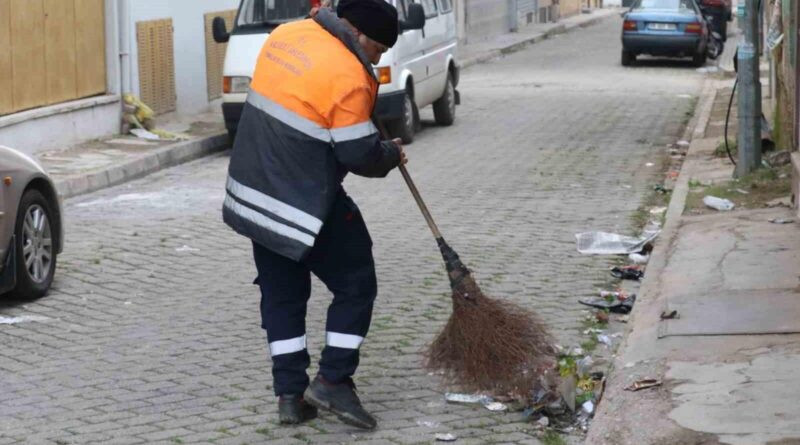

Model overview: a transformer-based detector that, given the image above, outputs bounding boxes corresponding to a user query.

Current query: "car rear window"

[633,0,695,11]
[237,0,311,27]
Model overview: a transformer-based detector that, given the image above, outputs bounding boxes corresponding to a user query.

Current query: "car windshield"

[236,0,311,27]
[633,0,695,11]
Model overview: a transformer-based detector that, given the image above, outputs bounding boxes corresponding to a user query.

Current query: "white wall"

[464,0,512,42]
[127,0,240,115]
[0,99,121,156]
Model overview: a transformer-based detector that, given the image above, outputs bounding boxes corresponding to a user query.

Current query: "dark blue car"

[621,0,709,67]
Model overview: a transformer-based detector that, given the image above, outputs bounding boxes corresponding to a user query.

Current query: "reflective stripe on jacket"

[223,8,400,261]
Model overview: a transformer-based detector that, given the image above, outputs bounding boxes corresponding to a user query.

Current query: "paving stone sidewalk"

[587,74,800,445]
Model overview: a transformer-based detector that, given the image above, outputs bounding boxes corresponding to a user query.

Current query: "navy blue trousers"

[252,191,377,396]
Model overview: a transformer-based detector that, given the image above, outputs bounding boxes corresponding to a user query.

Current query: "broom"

[379,125,556,397]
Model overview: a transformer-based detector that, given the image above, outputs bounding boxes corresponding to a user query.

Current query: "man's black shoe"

[304,375,377,430]
[278,394,318,424]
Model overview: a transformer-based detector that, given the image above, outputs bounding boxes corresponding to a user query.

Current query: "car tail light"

[623,20,637,31]
[376,66,391,85]
[685,22,703,34]
[223,76,251,94]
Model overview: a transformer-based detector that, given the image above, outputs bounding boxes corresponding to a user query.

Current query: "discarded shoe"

[579,294,636,314]
[610,266,644,280]
[278,394,318,424]
[305,375,377,430]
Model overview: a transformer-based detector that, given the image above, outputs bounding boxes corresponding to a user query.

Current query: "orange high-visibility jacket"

[223,8,400,261]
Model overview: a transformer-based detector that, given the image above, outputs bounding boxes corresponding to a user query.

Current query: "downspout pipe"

[118,0,132,95]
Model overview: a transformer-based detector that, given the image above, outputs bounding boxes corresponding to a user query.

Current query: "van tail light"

[376,66,391,85]
[223,76,251,94]
[685,22,703,34]
[623,20,637,31]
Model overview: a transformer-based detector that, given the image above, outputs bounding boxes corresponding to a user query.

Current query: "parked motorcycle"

[702,7,725,60]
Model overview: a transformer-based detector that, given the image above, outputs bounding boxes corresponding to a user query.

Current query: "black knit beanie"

[337,0,399,48]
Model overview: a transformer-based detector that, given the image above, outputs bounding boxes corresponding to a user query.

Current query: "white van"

[212,0,460,143]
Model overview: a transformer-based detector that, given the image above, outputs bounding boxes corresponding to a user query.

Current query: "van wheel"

[388,87,416,144]
[433,73,456,126]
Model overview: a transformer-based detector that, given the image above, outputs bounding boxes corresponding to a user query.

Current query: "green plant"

[576,391,594,405]
[558,356,577,377]
[580,335,599,353]
[714,139,737,158]
[541,430,567,445]
[685,165,792,213]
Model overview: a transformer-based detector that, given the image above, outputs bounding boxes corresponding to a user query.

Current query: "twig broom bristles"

[383,124,555,396]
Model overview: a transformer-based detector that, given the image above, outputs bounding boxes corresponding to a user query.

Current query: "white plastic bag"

[576,230,660,255]
[703,196,735,211]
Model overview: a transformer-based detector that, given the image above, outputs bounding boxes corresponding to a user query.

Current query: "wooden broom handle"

[373,119,443,240]
[397,164,443,240]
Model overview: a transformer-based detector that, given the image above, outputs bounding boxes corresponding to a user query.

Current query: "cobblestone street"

[1,16,703,445]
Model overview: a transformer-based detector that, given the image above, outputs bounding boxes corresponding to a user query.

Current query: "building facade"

[0,0,238,155]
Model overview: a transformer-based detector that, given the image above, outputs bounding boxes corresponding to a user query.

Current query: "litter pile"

[121,94,187,141]
[522,202,668,434]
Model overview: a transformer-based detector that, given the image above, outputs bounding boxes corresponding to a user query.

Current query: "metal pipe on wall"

[118,0,132,95]
[509,0,519,32]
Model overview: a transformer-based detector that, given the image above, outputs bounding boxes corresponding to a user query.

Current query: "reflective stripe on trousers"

[252,190,377,396]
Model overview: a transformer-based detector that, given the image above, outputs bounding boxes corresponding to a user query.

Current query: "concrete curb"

[460,11,614,70]
[54,131,229,199]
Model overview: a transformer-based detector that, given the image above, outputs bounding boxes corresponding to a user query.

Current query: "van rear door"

[415,0,446,105]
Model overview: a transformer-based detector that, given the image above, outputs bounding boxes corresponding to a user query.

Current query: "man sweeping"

[222,0,405,430]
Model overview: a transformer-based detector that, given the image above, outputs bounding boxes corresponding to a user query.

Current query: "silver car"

[0,146,64,298]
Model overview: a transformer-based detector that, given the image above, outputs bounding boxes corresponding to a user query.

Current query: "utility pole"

[735,0,762,177]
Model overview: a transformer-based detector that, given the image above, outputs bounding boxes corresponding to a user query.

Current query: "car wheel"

[692,48,707,67]
[433,72,456,126]
[387,86,416,144]
[9,190,57,299]
[621,49,635,66]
